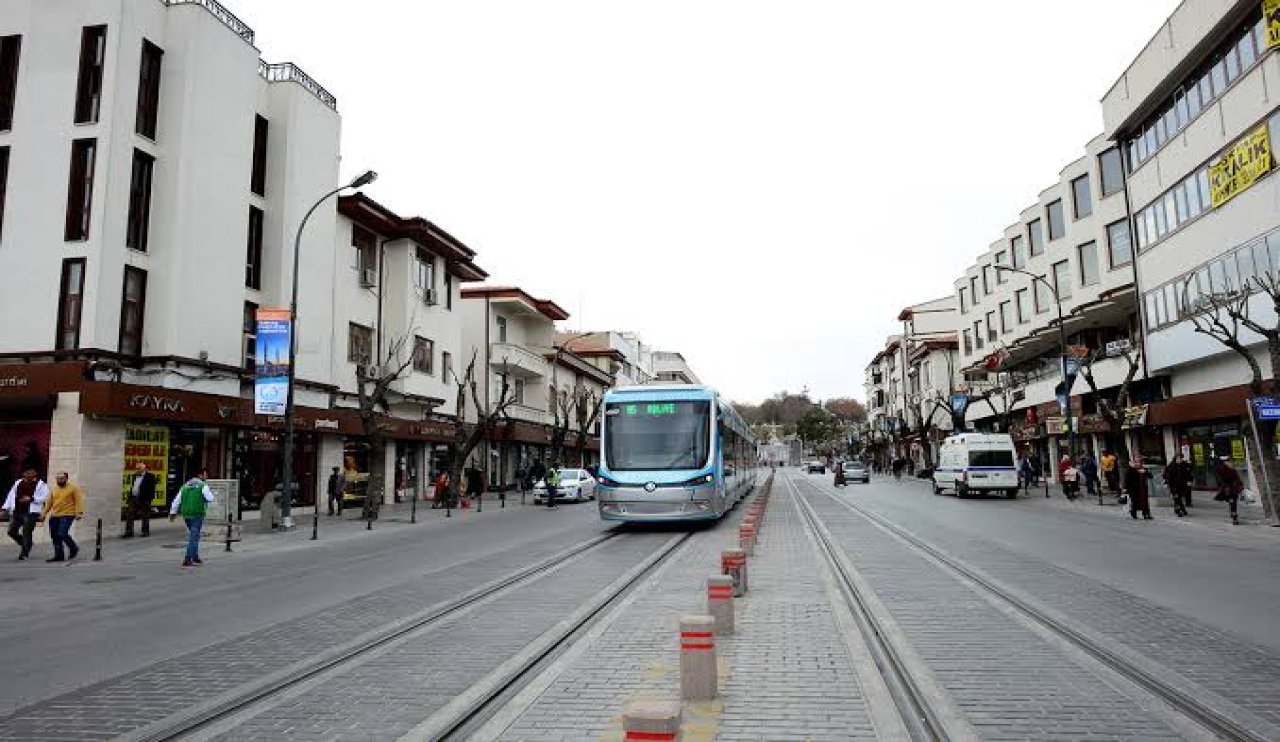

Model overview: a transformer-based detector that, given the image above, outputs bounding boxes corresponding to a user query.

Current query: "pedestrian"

[123,462,156,538]
[3,468,48,561]
[1101,449,1119,496]
[326,466,347,516]
[1212,455,1245,526]
[1018,455,1034,493]
[545,466,560,509]
[1061,460,1080,500]
[432,470,449,509]
[168,467,215,567]
[465,467,483,507]
[1080,451,1100,500]
[1163,454,1193,517]
[44,472,84,562]
[1124,457,1153,520]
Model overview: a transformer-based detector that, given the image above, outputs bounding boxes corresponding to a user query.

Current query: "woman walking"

[1163,454,1193,517]
[1212,456,1244,525]
[1124,457,1153,520]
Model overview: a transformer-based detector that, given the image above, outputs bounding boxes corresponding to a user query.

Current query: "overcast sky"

[241,0,1180,403]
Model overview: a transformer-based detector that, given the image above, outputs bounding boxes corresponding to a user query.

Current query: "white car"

[533,468,598,503]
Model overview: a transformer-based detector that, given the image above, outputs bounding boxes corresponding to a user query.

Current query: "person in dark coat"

[1124,457,1153,520]
[124,462,157,538]
[1079,452,1100,499]
[1212,456,1245,525]
[1163,454,1193,517]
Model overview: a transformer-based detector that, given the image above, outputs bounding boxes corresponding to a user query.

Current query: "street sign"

[1255,404,1280,421]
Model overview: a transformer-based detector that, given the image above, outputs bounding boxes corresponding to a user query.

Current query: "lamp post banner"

[255,309,293,415]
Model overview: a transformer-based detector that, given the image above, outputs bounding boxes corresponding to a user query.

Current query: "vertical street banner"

[122,425,169,507]
[1266,0,1280,50]
[255,309,292,415]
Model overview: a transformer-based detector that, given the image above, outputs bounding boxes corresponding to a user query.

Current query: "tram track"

[130,530,630,742]
[794,475,1267,742]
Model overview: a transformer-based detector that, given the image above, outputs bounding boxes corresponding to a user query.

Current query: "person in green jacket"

[545,466,561,510]
[169,468,214,567]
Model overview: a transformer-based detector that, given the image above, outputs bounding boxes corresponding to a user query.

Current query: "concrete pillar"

[383,442,397,505]
[739,522,756,556]
[706,575,735,635]
[622,701,681,741]
[679,615,718,701]
[721,548,748,596]
[45,394,125,544]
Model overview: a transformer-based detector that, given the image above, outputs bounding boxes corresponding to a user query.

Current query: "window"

[0,146,8,241]
[1052,260,1071,300]
[982,265,992,294]
[125,149,154,251]
[352,224,377,275]
[64,139,97,241]
[413,336,434,374]
[1046,200,1065,240]
[1015,288,1029,323]
[1106,219,1132,268]
[496,316,508,342]
[962,329,972,354]
[135,40,163,138]
[1099,148,1124,197]
[74,26,107,124]
[972,321,984,350]
[119,266,147,356]
[444,272,453,310]
[958,287,968,314]
[985,311,997,342]
[0,35,19,131]
[1070,176,1092,219]
[999,301,1011,334]
[1034,277,1051,314]
[994,251,1008,283]
[55,259,86,350]
[1078,242,1099,286]
[1028,219,1044,255]
[250,115,268,196]
[415,248,435,291]
[242,301,257,370]
[969,276,980,305]
[1011,236,1026,269]
[442,351,453,383]
[245,206,264,289]
[514,378,526,405]
[347,323,373,365]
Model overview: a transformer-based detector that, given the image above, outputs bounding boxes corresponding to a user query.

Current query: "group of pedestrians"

[2,468,83,562]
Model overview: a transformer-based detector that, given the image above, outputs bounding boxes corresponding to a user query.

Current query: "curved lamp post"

[280,170,377,532]
[993,264,1075,461]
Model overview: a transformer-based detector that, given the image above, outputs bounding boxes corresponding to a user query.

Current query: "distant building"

[653,351,701,384]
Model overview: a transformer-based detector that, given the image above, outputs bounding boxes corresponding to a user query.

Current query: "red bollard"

[721,548,748,595]
[739,523,756,556]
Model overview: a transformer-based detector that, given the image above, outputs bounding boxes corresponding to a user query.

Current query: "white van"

[933,433,1019,498]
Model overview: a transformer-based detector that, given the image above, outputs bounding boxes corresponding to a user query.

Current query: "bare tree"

[1184,273,1280,520]
[547,384,573,467]
[1078,337,1143,460]
[572,386,604,466]
[353,334,417,521]
[969,375,1021,433]
[440,351,520,508]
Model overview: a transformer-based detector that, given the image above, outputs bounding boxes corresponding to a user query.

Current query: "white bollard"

[706,575,735,635]
[679,615,718,701]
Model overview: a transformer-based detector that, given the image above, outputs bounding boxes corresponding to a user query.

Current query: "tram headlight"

[598,475,621,487]
[682,474,714,486]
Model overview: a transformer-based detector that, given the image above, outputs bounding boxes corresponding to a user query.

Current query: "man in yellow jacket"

[45,472,85,562]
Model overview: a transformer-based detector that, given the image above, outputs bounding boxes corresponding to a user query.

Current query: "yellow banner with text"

[1209,124,1272,208]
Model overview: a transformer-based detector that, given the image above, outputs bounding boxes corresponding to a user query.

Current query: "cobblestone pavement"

[817,474,1280,735]
[490,482,879,742]
[0,504,622,740]
[791,474,1192,741]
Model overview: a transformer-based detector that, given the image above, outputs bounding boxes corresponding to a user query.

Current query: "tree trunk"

[363,435,386,520]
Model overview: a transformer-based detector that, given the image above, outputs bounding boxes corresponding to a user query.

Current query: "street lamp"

[281,170,377,532]
[993,264,1075,462]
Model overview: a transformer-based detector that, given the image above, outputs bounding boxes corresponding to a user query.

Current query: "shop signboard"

[122,425,169,508]
[254,309,292,415]
[1266,0,1280,50]
[201,479,241,542]
[1250,396,1280,420]
[1208,124,1272,209]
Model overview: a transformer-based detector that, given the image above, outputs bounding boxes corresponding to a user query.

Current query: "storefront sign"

[1192,443,1206,466]
[1209,124,1272,209]
[122,425,169,507]
[0,375,29,389]
[314,419,339,430]
[1231,437,1246,462]
[128,394,185,413]
[255,309,293,415]
[1266,0,1280,50]
[1122,404,1149,429]
[1254,403,1280,420]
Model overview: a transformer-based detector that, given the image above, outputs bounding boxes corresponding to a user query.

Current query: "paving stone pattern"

[798,481,1187,741]
[210,535,669,741]
[848,487,1280,734]
[497,488,876,742]
[0,530,654,741]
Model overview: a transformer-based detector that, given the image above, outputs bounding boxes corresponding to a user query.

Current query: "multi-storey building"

[863,334,903,467]
[1105,1,1279,487]
[0,0,485,528]
[898,297,960,469]
[653,351,701,384]
[953,133,1141,472]
[560,330,657,387]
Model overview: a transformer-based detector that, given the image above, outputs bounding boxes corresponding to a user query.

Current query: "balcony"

[489,342,549,379]
[258,62,338,111]
[165,0,255,44]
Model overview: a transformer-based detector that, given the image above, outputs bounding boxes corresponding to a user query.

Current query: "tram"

[596,384,756,523]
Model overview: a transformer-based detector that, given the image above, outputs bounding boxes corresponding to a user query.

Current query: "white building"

[559,330,657,387]
[1104,0,1279,488]
[0,0,485,527]
[653,351,701,384]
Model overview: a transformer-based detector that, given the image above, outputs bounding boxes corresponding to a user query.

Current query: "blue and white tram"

[596,384,757,523]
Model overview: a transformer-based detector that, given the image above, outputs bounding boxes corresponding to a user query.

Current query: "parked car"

[806,461,826,474]
[533,468,598,503]
[842,460,870,483]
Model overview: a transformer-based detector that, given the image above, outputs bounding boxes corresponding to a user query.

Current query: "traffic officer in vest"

[168,467,215,567]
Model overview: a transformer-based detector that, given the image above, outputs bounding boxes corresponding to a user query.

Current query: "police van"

[932,433,1020,498]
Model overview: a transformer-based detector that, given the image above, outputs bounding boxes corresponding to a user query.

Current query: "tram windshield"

[604,400,711,471]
